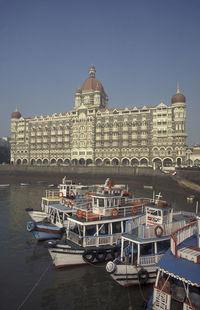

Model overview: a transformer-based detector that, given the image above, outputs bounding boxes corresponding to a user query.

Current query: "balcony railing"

[139,253,163,265]
[170,221,197,257]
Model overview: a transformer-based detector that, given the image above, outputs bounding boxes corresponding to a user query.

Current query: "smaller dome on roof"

[76,88,82,94]
[171,84,186,104]
[11,107,21,119]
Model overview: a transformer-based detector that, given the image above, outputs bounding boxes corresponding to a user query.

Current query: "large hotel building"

[10,65,187,168]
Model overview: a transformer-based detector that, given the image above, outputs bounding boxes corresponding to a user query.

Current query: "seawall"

[0,165,200,193]
[0,165,162,177]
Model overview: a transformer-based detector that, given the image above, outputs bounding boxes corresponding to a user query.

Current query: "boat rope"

[136,266,148,303]
[126,262,134,310]
[183,281,192,306]
[150,273,171,309]
[17,262,52,310]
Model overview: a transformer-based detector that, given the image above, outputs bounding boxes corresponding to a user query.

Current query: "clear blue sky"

[0,0,200,145]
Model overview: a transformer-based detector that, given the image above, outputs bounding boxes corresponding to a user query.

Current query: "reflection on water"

[0,175,199,310]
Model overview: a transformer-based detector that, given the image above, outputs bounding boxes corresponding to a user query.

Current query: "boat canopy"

[158,235,200,286]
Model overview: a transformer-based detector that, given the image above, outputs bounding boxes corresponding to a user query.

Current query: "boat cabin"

[65,216,129,248]
[120,233,170,267]
[150,220,200,310]
[91,192,127,216]
[145,204,173,226]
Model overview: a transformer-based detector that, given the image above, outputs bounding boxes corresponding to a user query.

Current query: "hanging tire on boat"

[44,239,58,248]
[111,247,120,259]
[138,269,149,284]
[25,208,33,212]
[82,250,96,263]
[111,208,119,217]
[154,225,163,238]
[26,221,35,232]
[131,206,138,215]
[96,249,107,262]
[106,261,116,274]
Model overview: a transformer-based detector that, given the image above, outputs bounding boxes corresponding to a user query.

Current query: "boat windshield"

[140,242,154,255]
[157,239,170,254]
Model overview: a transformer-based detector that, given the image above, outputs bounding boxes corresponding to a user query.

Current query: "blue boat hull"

[27,221,65,241]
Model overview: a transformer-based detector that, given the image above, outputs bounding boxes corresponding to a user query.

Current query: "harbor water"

[0,174,199,310]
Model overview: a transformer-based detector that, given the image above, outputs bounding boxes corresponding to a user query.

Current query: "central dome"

[80,65,107,96]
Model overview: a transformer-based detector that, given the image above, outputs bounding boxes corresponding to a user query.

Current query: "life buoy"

[96,249,107,262]
[131,206,138,215]
[58,191,63,198]
[82,250,96,263]
[111,208,119,217]
[76,209,82,218]
[138,269,149,284]
[154,225,163,238]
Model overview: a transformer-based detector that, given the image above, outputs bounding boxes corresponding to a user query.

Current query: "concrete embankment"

[0,165,162,177]
[175,175,200,193]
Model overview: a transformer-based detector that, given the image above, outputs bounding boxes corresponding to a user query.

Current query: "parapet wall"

[0,165,162,177]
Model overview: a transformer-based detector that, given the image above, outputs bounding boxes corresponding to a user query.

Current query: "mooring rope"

[17,262,52,310]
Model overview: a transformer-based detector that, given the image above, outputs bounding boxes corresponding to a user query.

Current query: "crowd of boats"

[25,176,200,310]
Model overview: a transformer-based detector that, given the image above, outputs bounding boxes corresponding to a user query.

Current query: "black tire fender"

[44,239,58,248]
[26,221,35,232]
[25,208,33,212]
[111,247,120,259]
[96,249,107,262]
[138,269,149,284]
[82,250,96,263]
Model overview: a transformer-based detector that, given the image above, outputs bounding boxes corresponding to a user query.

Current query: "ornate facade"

[10,65,187,167]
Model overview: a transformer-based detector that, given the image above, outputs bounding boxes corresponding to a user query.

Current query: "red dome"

[81,77,104,92]
[80,65,107,97]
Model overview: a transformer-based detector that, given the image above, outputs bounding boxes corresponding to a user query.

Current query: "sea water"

[0,174,198,310]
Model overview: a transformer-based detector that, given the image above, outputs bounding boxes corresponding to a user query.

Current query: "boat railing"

[82,233,121,247]
[67,230,81,245]
[126,214,146,233]
[73,202,148,220]
[44,189,60,199]
[67,230,121,247]
[173,210,197,218]
[170,221,197,257]
[139,253,164,265]
[137,219,187,239]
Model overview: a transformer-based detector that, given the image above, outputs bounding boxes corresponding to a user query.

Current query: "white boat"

[105,201,198,287]
[26,177,93,241]
[146,216,200,309]
[20,183,30,186]
[0,184,10,187]
[46,180,171,268]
